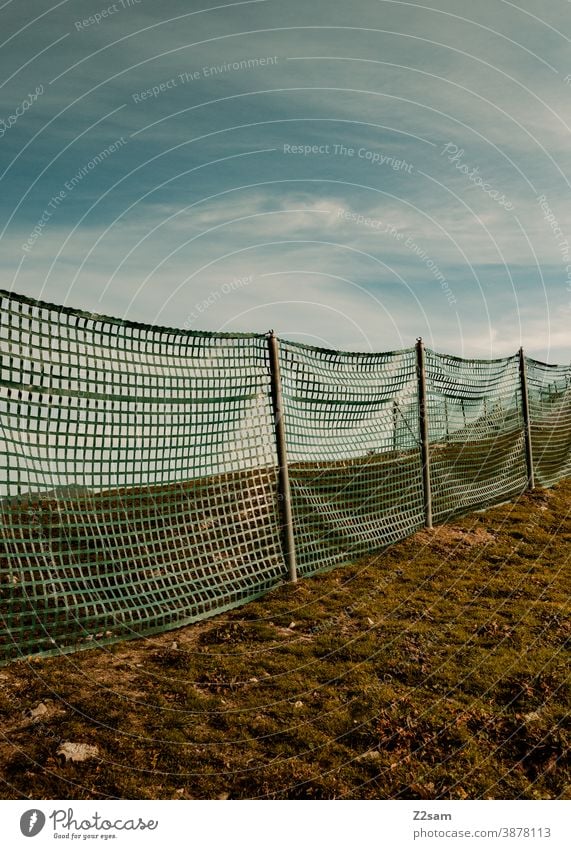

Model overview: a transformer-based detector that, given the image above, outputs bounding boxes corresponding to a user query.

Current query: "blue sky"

[1,0,570,360]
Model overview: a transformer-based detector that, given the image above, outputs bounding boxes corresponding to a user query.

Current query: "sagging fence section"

[1,289,570,663]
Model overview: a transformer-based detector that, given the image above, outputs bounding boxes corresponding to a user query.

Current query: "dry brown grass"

[0,481,569,799]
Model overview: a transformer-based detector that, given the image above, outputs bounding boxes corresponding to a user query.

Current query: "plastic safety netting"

[1,289,568,663]
[526,358,571,487]
[278,342,425,575]
[424,350,528,523]
[0,291,284,662]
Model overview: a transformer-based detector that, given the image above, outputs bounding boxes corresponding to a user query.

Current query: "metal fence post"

[392,399,398,454]
[444,396,449,442]
[416,338,433,529]
[268,331,298,582]
[518,347,535,490]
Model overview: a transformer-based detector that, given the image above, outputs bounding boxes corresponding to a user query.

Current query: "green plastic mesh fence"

[0,291,285,663]
[278,341,425,575]
[526,357,571,487]
[424,349,528,522]
[2,289,570,663]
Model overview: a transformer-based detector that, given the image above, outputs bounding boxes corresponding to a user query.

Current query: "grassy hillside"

[0,429,528,661]
[0,481,569,800]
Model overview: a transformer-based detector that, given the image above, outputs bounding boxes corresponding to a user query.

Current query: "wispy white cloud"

[1,0,570,363]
